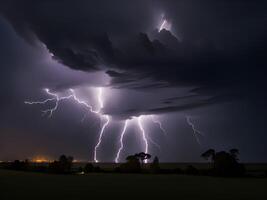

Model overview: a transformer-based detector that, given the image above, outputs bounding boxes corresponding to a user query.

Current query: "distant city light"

[31,156,52,163]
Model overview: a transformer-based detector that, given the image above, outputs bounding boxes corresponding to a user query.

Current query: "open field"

[1,169,266,200]
[77,162,267,170]
[71,162,267,175]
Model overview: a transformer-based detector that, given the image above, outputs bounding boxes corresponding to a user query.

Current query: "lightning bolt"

[24,88,100,117]
[147,135,161,151]
[114,120,129,163]
[186,116,203,145]
[69,88,100,114]
[25,88,168,163]
[25,88,73,117]
[138,116,148,163]
[94,115,110,163]
[159,19,167,32]
[81,112,88,123]
[151,115,167,136]
[93,88,110,163]
[114,116,165,163]
[25,87,110,163]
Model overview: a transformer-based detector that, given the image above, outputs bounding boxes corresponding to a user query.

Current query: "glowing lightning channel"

[114,120,129,163]
[151,116,167,136]
[159,20,167,32]
[138,116,148,163]
[93,88,110,163]
[94,115,110,163]
[69,88,99,114]
[186,116,203,145]
[25,88,73,117]
[147,135,161,151]
[25,88,104,119]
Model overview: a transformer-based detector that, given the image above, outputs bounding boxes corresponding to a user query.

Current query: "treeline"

[0,155,75,174]
[1,149,266,177]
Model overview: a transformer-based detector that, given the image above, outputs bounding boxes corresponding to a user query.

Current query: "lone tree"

[135,152,151,165]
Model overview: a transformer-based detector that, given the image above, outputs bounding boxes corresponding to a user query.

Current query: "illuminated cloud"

[0,0,267,162]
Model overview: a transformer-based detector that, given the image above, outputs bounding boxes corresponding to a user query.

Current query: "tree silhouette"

[135,152,151,165]
[84,163,94,173]
[49,155,74,173]
[201,149,245,176]
[150,156,160,173]
[59,155,73,171]
[201,149,215,161]
[229,148,239,161]
[126,155,138,162]
[119,154,141,173]
[11,159,30,171]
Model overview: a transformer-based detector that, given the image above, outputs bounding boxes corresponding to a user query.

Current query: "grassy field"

[0,169,266,200]
[71,162,267,176]
[71,162,267,169]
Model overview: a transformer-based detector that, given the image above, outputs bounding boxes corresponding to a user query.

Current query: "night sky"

[0,0,267,162]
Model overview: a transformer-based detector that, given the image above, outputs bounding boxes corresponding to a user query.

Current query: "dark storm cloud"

[0,0,267,117]
[0,17,110,161]
[108,92,235,119]
[0,0,156,70]
[0,0,267,162]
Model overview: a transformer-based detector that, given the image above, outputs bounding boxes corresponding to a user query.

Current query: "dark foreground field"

[1,170,267,200]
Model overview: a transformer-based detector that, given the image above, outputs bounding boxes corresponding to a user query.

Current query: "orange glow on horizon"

[31,156,52,163]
